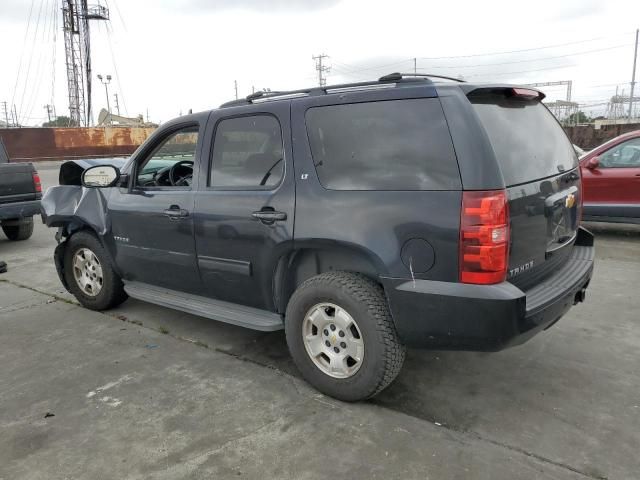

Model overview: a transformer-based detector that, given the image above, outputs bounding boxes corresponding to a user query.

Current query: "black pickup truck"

[0,141,41,241]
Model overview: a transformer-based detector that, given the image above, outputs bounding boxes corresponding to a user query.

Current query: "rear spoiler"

[462,85,546,101]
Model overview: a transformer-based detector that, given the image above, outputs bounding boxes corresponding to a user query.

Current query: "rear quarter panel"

[291,90,462,281]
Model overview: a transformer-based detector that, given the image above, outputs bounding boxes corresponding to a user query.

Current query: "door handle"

[164,205,189,219]
[251,209,287,223]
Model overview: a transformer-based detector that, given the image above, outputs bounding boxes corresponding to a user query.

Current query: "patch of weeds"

[130,319,143,326]
[159,326,169,334]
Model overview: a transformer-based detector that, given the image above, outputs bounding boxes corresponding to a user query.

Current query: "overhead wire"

[330,31,635,81]
[10,0,36,122]
[17,0,46,124]
[23,0,56,124]
[101,13,129,116]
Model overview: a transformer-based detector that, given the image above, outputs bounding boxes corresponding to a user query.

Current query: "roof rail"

[379,72,465,83]
[219,76,433,108]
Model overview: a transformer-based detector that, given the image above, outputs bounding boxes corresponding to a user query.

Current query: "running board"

[123,281,284,331]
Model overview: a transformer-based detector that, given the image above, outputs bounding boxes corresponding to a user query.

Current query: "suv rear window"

[469,91,577,186]
[305,98,460,190]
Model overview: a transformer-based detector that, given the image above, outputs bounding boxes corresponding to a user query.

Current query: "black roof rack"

[379,72,465,83]
[219,75,435,108]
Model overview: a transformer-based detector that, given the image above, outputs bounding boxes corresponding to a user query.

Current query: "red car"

[580,129,640,224]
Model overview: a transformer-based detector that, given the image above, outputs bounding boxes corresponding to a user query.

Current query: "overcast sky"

[0,0,638,125]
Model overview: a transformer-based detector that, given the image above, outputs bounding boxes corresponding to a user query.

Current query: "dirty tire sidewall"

[285,272,405,402]
[63,231,127,311]
[2,217,34,241]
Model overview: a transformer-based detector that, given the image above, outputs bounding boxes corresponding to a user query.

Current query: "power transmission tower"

[62,1,109,127]
[312,54,330,87]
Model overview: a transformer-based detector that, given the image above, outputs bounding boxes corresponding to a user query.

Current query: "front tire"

[63,231,128,310]
[285,272,405,401]
[2,217,34,241]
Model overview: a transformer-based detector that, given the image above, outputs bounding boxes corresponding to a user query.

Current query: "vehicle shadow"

[582,221,640,239]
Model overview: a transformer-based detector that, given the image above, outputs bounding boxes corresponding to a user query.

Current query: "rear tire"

[2,217,34,241]
[63,231,128,311]
[285,272,405,401]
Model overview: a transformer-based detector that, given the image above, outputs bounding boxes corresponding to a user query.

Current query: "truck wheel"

[2,217,34,241]
[63,231,128,311]
[285,272,405,401]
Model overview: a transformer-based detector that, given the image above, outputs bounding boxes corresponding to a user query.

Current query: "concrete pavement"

[0,161,638,479]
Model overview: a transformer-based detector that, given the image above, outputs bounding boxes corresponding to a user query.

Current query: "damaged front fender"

[41,185,112,236]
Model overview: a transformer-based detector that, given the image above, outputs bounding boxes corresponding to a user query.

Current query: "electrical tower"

[62,0,109,127]
[312,54,330,87]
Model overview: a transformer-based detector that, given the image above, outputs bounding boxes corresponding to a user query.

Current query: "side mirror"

[585,156,599,170]
[81,165,120,188]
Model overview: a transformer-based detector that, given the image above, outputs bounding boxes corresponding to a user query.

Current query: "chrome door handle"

[164,206,189,219]
[251,210,287,222]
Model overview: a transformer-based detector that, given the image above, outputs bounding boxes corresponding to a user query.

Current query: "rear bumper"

[382,228,595,351]
[0,200,41,221]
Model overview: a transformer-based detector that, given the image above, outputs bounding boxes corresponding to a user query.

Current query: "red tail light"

[459,190,509,284]
[32,172,42,193]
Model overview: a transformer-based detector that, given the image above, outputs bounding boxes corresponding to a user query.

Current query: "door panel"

[194,103,294,310]
[108,121,205,292]
[582,137,640,217]
[109,189,199,290]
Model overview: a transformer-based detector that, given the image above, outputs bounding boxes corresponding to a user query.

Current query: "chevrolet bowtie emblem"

[565,193,576,209]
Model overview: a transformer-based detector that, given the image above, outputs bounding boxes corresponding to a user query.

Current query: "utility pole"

[44,105,53,123]
[234,80,238,99]
[12,105,19,127]
[113,93,120,116]
[413,58,417,74]
[97,74,112,124]
[629,28,638,120]
[312,53,330,87]
[1,101,9,127]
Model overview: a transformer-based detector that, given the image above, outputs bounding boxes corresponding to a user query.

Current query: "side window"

[305,98,460,190]
[600,138,640,168]
[136,126,199,187]
[210,115,284,189]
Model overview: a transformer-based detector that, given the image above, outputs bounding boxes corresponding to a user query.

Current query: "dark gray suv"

[42,73,594,401]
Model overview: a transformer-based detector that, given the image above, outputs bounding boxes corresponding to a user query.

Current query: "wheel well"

[274,247,382,313]
[55,225,121,282]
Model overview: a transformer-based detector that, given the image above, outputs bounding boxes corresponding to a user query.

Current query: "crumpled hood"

[41,185,111,235]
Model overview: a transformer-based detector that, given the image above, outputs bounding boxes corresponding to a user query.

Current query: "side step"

[123,281,284,332]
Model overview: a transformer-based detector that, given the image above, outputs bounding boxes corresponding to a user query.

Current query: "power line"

[462,63,576,79]
[103,19,129,116]
[415,32,635,60]
[330,32,636,82]
[22,0,56,125]
[15,0,45,123]
[10,0,36,112]
[423,44,631,70]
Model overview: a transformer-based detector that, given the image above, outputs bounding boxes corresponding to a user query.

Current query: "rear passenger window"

[305,98,460,190]
[210,115,284,189]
